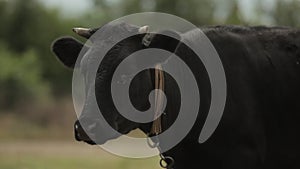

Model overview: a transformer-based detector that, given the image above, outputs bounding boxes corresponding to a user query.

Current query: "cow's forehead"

[79,22,140,71]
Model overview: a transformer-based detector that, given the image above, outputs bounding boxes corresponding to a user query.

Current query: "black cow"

[52,23,300,169]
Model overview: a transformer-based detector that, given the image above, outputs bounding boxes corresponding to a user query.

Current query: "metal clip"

[142,33,152,47]
[147,135,160,148]
[159,154,174,169]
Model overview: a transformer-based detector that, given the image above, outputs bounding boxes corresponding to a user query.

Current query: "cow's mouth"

[74,118,121,145]
[74,120,97,145]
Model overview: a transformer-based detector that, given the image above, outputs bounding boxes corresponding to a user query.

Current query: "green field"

[0,113,160,169]
[0,141,160,169]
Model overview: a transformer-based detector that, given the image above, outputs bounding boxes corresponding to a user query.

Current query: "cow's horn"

[72,27,92,39]
[139,25,149,34]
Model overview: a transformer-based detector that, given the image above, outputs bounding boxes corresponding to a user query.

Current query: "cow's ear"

[145,30,181,52]
[52,37,87,69]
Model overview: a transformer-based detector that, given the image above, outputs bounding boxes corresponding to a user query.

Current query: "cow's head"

[52,22,181,145]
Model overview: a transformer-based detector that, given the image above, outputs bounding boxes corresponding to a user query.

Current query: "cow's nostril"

[74,121,83,141]
[74,120,96,145]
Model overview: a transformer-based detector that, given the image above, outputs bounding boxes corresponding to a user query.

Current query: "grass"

[0,111,161,169]
[0,140,161,169]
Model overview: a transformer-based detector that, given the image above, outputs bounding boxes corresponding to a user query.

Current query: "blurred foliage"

[0,0,76,111]
[272,0,300,26]
[0,0,299,135]
[0,43,50,109]
[0,143,160,169]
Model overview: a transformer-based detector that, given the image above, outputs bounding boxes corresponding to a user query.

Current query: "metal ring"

[160,156,174,169]
[146,135,160,148]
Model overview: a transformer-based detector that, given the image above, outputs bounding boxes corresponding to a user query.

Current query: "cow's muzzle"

[74,120,96,145]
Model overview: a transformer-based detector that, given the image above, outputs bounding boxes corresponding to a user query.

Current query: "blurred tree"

[250,0,300,27]
[91,0,216,25]
[272,0,300,27]
[90,0,256,26]
[0,43,50,109]
[82,0,117,27]
[0,1,8,39]
[225,0,243,25]
[155,0,216,25]
[121,0,143,15]
[0,0,82,112]
[2,0,78,97]
[5,0,41,53]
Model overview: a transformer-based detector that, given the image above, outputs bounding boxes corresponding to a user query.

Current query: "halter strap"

[150,64,164,135]
[148,64,175,169]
